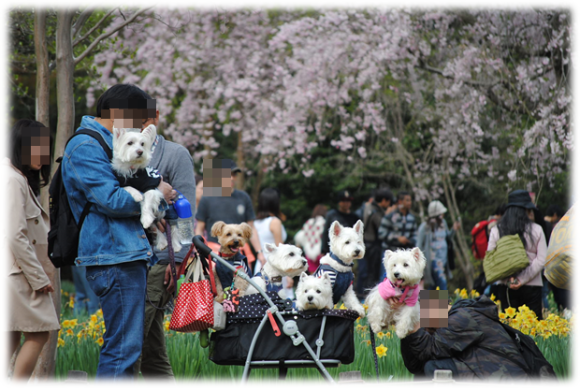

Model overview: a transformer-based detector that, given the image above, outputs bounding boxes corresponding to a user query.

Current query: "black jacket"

[401,295,529,380]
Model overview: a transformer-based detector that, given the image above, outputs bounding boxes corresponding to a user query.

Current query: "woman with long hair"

[417,200,460,290]
[253,188,294,296]
[5,119,60,380]
[488,190,547,319]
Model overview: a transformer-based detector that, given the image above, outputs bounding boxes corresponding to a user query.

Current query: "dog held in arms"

[111,124,182,252]
[366,248,426,338]
[210,221,253,301]
[312,220,366,317]
[244,243,308,298]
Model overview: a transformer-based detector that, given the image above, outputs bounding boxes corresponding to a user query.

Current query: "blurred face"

[21,127,51,170]
[338,200,351,213]
[527,209,535,221]
[400,195,412,212]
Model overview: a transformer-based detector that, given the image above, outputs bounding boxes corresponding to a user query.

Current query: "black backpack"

[499,321,558,378]
[47,129,112,268]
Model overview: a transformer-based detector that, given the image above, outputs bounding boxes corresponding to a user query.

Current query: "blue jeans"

[72,266,100,316]
[86,261,147,379]
[431,259,448,290]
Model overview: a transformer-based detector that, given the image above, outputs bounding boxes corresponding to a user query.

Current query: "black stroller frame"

[192,236,350,383]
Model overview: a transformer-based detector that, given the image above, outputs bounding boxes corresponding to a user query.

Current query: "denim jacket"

[61,116,153,266]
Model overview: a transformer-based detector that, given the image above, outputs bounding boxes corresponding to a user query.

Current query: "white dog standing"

[366,248,426,338]
[111,124,181,252]
[245,243,308,299]
[312,220,365,317]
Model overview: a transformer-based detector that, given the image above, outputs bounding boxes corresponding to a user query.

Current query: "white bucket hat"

[428,200,447,218]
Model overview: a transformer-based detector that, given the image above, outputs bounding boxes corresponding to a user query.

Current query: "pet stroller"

[191,236,358,382]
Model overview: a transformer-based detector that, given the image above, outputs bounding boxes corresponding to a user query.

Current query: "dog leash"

[369,328,380,380]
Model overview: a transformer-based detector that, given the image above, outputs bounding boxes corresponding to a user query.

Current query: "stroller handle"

[193,235,213,258]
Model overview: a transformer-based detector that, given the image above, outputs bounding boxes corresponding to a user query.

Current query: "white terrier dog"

[366,248,426,338]
[313,220,365,317]
[296,272,334,311]
[111,124,181,252]
[245,243,308,299]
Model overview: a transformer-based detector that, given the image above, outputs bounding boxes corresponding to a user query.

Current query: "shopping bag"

[170,257,215,332]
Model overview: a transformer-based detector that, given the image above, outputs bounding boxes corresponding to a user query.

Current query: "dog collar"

[329,252,352,267]
[385,278,419,304]
[258,270,282,284]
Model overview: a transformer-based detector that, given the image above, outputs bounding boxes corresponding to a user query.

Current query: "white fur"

[366,247,426,338]
[317,220,365,316]
[245,243,308,298]
[296,272,334,311]
[111,125,182,252]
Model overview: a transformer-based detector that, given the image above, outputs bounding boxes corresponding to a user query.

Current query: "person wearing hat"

[195,158,266,267]
[417,200,461,290]
[320,190,360,256]
[488,190,548,320]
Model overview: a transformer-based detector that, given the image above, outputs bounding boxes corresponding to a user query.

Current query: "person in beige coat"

[4,120,59,380]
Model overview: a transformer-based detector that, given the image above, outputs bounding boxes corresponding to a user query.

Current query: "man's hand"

[257,252,266,265]
[385,205,397,215]
[158,179,177,205]
[164,264,177,293]
[387,296,405,310]
[156,219,166,233]
[398,236,410,245]
[36,284,54,294]
[453,221,461,231]
[509,277,522,290]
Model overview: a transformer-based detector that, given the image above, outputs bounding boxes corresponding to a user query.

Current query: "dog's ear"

[330,221,342,239]
[411,247,425,264]
[300,271,308,282]
[353,220,364,236]
[240,223,253,241]
[112,127,125,140]
[141,124,157,144]
[321,273,332,284]
[263,243,277,254]
[211,221,226,238]
[383,250,393,262]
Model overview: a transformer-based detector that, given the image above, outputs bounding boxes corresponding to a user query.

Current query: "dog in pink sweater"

[366,248,426,338]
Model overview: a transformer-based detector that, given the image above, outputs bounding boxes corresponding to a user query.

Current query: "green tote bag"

[483,234,530,284]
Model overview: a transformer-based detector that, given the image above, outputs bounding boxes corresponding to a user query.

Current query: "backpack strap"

[71,129,113,161]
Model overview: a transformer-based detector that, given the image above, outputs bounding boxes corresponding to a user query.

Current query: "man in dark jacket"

[320,190,360,255]
[400,295,530,380]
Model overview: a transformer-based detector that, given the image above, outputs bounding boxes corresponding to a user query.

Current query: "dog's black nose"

[307,296,313,301]
[233,240,239,246]
[136,150,143,156]
[354,249,360,255]
[394,272,400,278]
[302,260,307,266]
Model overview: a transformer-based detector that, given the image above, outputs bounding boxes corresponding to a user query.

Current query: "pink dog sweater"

[377,278,420,307]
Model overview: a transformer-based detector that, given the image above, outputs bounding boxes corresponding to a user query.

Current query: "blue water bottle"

[173,191,193,246]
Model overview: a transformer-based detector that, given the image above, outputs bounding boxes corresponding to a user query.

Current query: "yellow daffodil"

[363,303,369,311]
[454,288,460,295]
[499,313,506,320]
[91,315,98,323]
[436,286,440,290]
[164,321,170,332]
[57,338,65,347]
[543,331,552,340]
[530,328,536,336]
[62,320,71,328]
[356,324,364,331]
[68,296,75,309]
[97,309,103,317]
[490,293,496,302]
[470,289,480,298]
[339,303,347,310]
[96,337,104,346]
[69,319,78,327]
[505,307,516,318]
[386,332,391,338]
[376,344,388,358]
[377,332,385,339]
[66,329,74,336]
[459,289,468,299]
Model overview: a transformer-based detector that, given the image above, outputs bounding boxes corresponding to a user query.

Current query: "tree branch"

[72,8,94,42]
[73,7,152,66]
[73,8,117,47]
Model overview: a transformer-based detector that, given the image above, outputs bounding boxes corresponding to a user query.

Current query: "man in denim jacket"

[62,84,175,379]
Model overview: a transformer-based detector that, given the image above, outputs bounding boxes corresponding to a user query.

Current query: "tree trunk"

[236,130,245,191]
[35,9,51,212]
[251,155,266,209]
[442,168,474,291]
[31,9,61,380]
